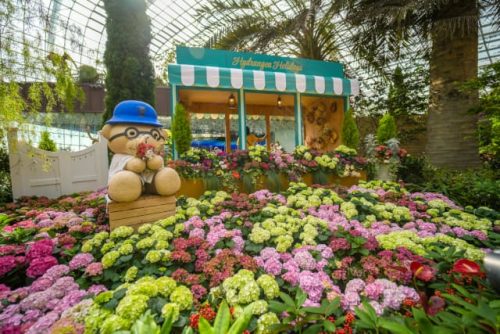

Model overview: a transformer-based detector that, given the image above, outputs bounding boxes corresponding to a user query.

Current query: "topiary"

[341,108,360,149]
[171,103,192,155]
[376,113,398,143]
[38,131,57,152]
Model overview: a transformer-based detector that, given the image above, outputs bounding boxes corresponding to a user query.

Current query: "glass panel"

[270,116,295,152]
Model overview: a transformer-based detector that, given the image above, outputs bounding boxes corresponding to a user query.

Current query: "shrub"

[171,103,192,155]
[78,65,99,84]
[376,113,397,143]
[38,131,57,152]
[341,108,360,149]
[399,158,500,210]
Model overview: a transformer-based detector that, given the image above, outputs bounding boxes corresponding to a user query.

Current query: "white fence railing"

[8,129,108,199]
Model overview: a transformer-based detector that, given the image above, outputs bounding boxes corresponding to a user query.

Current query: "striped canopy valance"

[168,64,359,96]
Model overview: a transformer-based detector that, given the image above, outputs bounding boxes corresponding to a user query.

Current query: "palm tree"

[196,0,340,61]
[344,0,500,168]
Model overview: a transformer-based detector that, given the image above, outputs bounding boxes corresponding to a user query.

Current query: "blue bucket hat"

[106,100,162,127]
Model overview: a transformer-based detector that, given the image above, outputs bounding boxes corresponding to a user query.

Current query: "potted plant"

[371,138,407,181]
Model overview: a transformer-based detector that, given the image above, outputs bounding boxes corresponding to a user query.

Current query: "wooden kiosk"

[167,47,360,155]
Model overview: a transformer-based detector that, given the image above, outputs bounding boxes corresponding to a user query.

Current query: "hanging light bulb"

[277,96,283,108]
[228,93,236,109]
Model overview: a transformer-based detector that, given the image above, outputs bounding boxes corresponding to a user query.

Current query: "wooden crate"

[109,195,176,230]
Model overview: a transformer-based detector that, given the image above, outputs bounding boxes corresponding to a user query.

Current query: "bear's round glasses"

[108,127,165,142]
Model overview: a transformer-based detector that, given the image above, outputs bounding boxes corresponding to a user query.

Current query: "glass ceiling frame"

[4,0,500,96]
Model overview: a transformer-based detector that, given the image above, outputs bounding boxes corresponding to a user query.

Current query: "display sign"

[176,46,344,77]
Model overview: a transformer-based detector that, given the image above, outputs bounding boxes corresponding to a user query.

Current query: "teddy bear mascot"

[101,100,181,202]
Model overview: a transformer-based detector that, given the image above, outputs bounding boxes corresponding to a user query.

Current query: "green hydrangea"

[137,224,152,234]
[249,300,268,315]
[152,230,172,241]
[84,303,112,334]
[237,281,260,304]
[94,291,113,304]
[95,231,110,241]
[161,303,180,321]
[124,266,138,282]
[127,278,159,297]
[249,225,271,244]
[100,314,131,334]
[101,241,116,254]
[170,286,193,311]
[110,226,134,240]
[156,277,177,297]
[256,312,279,334]
[81,241,93,253]
[155,240,169,250]
[257,275,279,299]
[118,243,133,256]
[157,216,177,228]
[136,237,155,250]
[116,294,150,320]
[145,250,162,263]
[102,250,120,269]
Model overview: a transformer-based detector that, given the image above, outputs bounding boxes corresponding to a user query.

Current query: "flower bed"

[170,146,368,196]
[0,182,499,333]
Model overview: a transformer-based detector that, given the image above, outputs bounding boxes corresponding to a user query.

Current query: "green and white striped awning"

[168,64,359,96]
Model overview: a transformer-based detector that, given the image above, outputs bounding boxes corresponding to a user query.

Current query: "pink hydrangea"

[26,239,54,261]
[0,256,17,276]
[26,256,58,278]
[69,253,94,270]
[84,262,103,276]
[87,284,107,296]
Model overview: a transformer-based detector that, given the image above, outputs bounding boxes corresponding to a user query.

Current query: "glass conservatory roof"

[5,0,500,94]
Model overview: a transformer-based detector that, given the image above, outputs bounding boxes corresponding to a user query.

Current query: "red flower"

[199,304,216,321]
[189,314,200,328]
[232,171,240,179]
[410,262,435,282]
[452,259,482,276]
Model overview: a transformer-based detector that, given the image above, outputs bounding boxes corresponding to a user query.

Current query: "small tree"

[341,108,360,149]
[38,131,57,152]
[377,113,398,143]
[171,103,192,155]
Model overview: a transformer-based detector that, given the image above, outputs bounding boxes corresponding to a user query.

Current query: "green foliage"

[78,65,100,84]
[399,158,500,210]
[377,113,398,143]
[357,66,429,117]
[38,131,57,152]
[171,103,192,155]
[1,1,83,141]
[0,143,12,204]
[102,0,155,126]
[342,109,360,149]
[197,1,340,60]
[461,61,500,167]
[269,289,344,333]
[198,301,252,334]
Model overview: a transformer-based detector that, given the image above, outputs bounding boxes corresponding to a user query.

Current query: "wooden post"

[265,113,271,151]
[225,111,231,152]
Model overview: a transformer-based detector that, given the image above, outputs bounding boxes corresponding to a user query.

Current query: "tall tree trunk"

[426,0,480,169]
